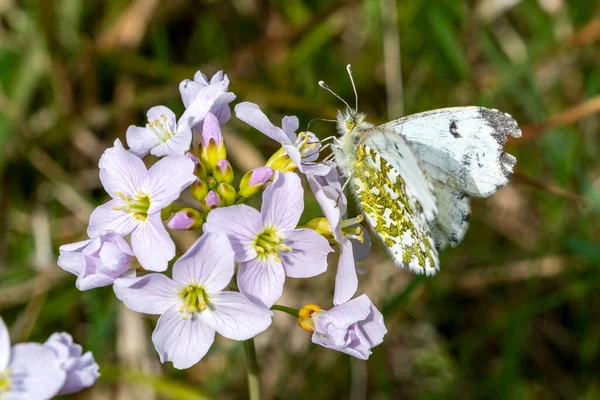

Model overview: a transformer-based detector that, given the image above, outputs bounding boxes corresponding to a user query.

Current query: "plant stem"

[271,304,300,317]
[243,338,261,400]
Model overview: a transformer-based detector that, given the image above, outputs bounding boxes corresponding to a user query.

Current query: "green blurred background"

[1,0,600,398]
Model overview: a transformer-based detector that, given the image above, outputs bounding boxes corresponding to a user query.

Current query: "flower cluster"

[0,317,99,399]
[57,69,385,373]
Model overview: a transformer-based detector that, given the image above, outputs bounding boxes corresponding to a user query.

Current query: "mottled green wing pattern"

[350,144,439,275]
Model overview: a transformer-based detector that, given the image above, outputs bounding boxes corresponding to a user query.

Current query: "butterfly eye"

[346,119,356,130]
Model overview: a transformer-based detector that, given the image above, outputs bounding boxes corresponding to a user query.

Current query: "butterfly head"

[337,108,369,136]
[319,64,371,137]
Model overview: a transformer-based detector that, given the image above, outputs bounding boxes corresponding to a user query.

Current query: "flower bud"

[214,159,234,184]
[194,157,208,180]
[200,113,226,171]
[167,208,204,230]
[191,178,209,202]
[217,183,236,206]
[265,147,296,173]
[297,304,323,333]
[207,176,218,189]
[239,167,274,198]
[304,217,334,240]
[202,190,222,212]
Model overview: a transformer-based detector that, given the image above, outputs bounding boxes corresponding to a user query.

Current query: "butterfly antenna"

[346,64,358,111]
[306,117,337,132]
[318,80,352,111]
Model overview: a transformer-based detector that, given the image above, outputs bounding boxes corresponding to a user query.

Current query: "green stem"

[271,304,300,317]
[243,339,261,400]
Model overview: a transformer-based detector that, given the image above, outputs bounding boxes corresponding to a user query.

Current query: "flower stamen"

[147,114,176,143]
[253,227,292,261]
[179,285,209,320]
[112,192,151,220]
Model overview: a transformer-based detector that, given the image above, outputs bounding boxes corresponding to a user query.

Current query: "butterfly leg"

[336,175,352,205]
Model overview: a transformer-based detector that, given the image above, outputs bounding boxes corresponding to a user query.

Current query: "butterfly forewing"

[350,144,439,275]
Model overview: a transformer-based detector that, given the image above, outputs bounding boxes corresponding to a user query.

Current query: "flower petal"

[237,257,285,308]
[234,102,292,145]
[99,139,147,198]
[87,200,140,238]
[281,115,299,142]
[131,213,175,272]
[172,233,234,292]
[350,226,371,262]
[357,303,387,349]
[203,205,261,262]
[144,156,196,213]
[0,317,10,371]
[280,228,331,278]
[113,273,180,314]
[144,156,195,208]
[201,292,273,340]
[8,343,66,399]
[181,87,234,128]
[315,295,372,341]
[333,240,358,306]
[126,126,161,158]
[152,307,215,370]
[43,333,100,395]
[261,172,303,234]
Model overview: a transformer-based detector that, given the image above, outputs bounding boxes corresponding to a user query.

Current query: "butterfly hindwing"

[350,143,439,275]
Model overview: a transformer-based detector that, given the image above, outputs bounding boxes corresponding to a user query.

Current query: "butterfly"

[321,65,521,275]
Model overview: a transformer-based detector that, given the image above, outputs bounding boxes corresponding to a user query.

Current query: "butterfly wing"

[377,106,521,197]
[375,106,519,248]
[350,134,439,275]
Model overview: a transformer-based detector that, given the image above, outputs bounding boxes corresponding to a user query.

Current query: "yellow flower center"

[112,192,151,220]
[179,285,209,319]
[253,227,292,262]
[0,369,11,393]
[148,114,175,142]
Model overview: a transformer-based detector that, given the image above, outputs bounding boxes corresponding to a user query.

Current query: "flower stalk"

[243,338,261,400]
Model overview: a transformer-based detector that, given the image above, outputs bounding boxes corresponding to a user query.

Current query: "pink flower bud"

[167,209,203,230]
[214,159,234,184]
[202,190,222,211]
[239,167,274,197]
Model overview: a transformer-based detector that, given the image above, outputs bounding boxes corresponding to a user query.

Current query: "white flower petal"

[203,205,261,262]
[280,228,331,278]
[172,233,234,292]
[99,139,147,198]
[237,257,285,308]
[201,292,273,340]
[126,125,161,158]
[152,307,215,370]
[0,317,10,371]
[113,274,180,315]
[131,213,175,272]
[261,172,303,234]
[8,343,66,399]
[144,156,196,213]
[87,200,140,238]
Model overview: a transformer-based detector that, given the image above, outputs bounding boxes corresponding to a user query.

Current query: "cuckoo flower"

[58,230,134,290]
[180,70,235,126]
[88,139,196,272]
[0,317,99,399]
[307,167,370,305]
[44,333,100,395]
[113,233,273,370]
[126,106,193,157]
[299,295,386,360]
[234,102,331,176]
[204,172,333,308]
